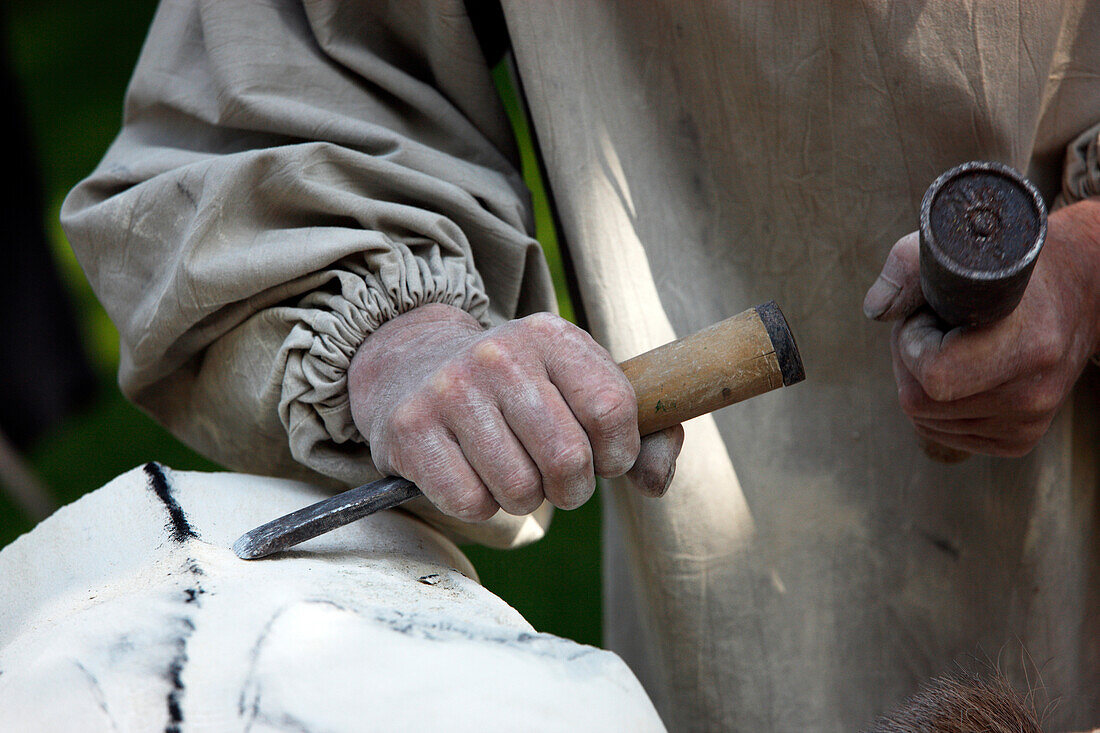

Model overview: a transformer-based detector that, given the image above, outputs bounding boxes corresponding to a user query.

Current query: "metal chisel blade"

[233,476,422,559]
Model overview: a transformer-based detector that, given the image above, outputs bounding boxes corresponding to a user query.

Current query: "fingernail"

[655,463,676,498]
[863,276,900,320]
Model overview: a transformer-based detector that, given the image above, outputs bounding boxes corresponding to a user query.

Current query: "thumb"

[864,231,925,321]
[625,424,685,498]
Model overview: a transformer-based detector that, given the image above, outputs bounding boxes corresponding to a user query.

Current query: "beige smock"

[62,1,1100,730]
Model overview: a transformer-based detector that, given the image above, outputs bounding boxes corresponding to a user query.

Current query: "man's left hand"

[863,197,1100,457]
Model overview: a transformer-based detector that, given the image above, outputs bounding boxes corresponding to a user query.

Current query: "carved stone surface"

[0,464,664,731]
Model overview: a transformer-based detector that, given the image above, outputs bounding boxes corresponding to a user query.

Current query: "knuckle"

[586,385,637,429]
[520,311,565,338]
[572,382,638,478]
[597,449,639,479]
[1029,331,1066,368]
[886,232,920,270]
[496,489,543,516]
[430,362,472,402]
[471,337,508,368]
[546,442,593,482]
[505,496,544,516]
[389,402,429,436]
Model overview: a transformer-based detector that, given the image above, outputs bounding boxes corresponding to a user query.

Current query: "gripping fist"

[863,197,1100,457]
[349,304,683,521]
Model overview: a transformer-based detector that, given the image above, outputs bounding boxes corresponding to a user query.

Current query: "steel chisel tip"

[233,527,277,560]
[233,476,422,560]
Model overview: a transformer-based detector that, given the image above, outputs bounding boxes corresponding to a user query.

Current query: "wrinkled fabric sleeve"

[61,0,557,548]
[1059,122,1100,206]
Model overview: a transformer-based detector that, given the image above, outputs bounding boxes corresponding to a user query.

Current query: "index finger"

[895,311,1021,401]
[531,319,641,478]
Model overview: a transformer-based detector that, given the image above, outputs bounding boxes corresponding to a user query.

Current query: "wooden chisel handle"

[234,302,804,559]
[624,301,804,434]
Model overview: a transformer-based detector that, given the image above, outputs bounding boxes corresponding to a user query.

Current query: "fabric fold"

[1059,122,1100,206]
[60,0,556,548]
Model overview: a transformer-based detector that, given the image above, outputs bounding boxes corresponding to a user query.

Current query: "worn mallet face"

[919,161,1047,328]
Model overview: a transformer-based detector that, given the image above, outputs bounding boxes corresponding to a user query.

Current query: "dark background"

[1,0,602,646]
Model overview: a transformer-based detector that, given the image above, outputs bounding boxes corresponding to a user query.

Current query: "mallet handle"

[918,161,1047,463]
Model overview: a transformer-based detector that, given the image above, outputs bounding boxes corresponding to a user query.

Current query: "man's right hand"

[348,303,683,522]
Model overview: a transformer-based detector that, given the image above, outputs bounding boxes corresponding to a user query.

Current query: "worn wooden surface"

[621,307,784,435]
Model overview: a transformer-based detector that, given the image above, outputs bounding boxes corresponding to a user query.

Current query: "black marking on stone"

[370,608,596,661]
[238,603,343,732]
[755,301,805,387]
[144,463,197,543]
[164,617,196,733]
[234,599,600,729]
[175,180,198,210]
[108,634,136,666]
[239,605,290,723]
[164,553,205,732]
[73,660,115,724]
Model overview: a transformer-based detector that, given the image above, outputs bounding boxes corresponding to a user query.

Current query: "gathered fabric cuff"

[274,253,553,550]
[1057,122,1100,208]
[278,247,491,480]
[59,0,556,550]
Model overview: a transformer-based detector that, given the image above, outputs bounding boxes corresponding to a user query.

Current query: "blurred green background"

[2,0,601,646]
